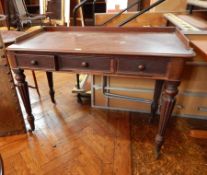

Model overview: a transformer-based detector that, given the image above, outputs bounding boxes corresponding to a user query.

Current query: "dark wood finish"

[0,31,24,45]
[7,0,45,30]
[117,57,169,76]
[70,0,84,26]
[7,26,194,156]
[0,0,5,12]
[31,70,40,96]
[0,30,27,136]
[46,71,55,104]
[46,0,61,20]
[58,55,114,73]
[25,0,40,14]
[7,27,193,58]
[150,80,164,123]
[15,54,55,71]
[0,30,43,100]
[155,81,180,158]
[0,56,26,136]
[13,69,35,131]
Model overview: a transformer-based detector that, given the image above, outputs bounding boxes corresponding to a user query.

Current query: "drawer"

[15,54,55,70]
[117,57,169,76]
[58,55,114,73]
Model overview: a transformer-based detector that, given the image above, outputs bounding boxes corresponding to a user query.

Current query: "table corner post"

[13,68,35,131]
[155,80,180,158]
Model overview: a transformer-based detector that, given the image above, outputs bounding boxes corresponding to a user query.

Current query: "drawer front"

[58,55,114,73]
[15,54,55,70]
[117,57,169,76]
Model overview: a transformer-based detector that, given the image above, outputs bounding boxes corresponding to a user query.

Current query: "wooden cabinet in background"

[25,0,40,14]
[46,0,62,20]
[0,30,26,136]
[0,56,26,136]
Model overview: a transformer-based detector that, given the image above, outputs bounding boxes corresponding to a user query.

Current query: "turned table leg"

[155,81,180,158]
[13,69,35,131]
[150,80,164,123]
[46,72,55,104]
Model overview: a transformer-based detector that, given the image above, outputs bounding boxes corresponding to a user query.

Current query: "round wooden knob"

[138,64,145,71]
[81,62,88,67]
[30,60,38,65]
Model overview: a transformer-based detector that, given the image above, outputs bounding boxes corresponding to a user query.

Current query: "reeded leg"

[150,80,164,123]
[46,72,55,104]
[13,69,35,131]
[155,81,180,158]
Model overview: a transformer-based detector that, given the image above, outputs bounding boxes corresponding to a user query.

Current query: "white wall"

[65,0,70,26]
[39,0,44,14]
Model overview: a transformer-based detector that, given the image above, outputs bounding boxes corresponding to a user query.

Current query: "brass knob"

[81,62,88,67]
[138,64,145,71]
[30,60,38,65]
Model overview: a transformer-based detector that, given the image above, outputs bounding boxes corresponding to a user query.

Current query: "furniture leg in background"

[31,70,40,96]
[46,71,55,104]
[76,74,81,103]
[150,80,164,123]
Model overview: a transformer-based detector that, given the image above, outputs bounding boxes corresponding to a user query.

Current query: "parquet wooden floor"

[1,71,207,175]
[0,71,131,175]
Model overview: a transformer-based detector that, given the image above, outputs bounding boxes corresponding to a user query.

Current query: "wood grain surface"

[0,71,132,175]
[0,71,206,175]
[0,31,24,45]
[7,27,194,58]
[0,31,26,136]
[0,56,26,136]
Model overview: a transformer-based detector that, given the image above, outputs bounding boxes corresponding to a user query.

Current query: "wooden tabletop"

[7,27,194,58]
[0,31,25,44]
[191,39,207,59]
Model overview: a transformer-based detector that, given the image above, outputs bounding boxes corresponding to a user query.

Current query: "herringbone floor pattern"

[1,71,207,175]
[0,71,131,175]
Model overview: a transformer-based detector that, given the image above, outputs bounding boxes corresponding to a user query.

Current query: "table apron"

[9,53,186,81]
